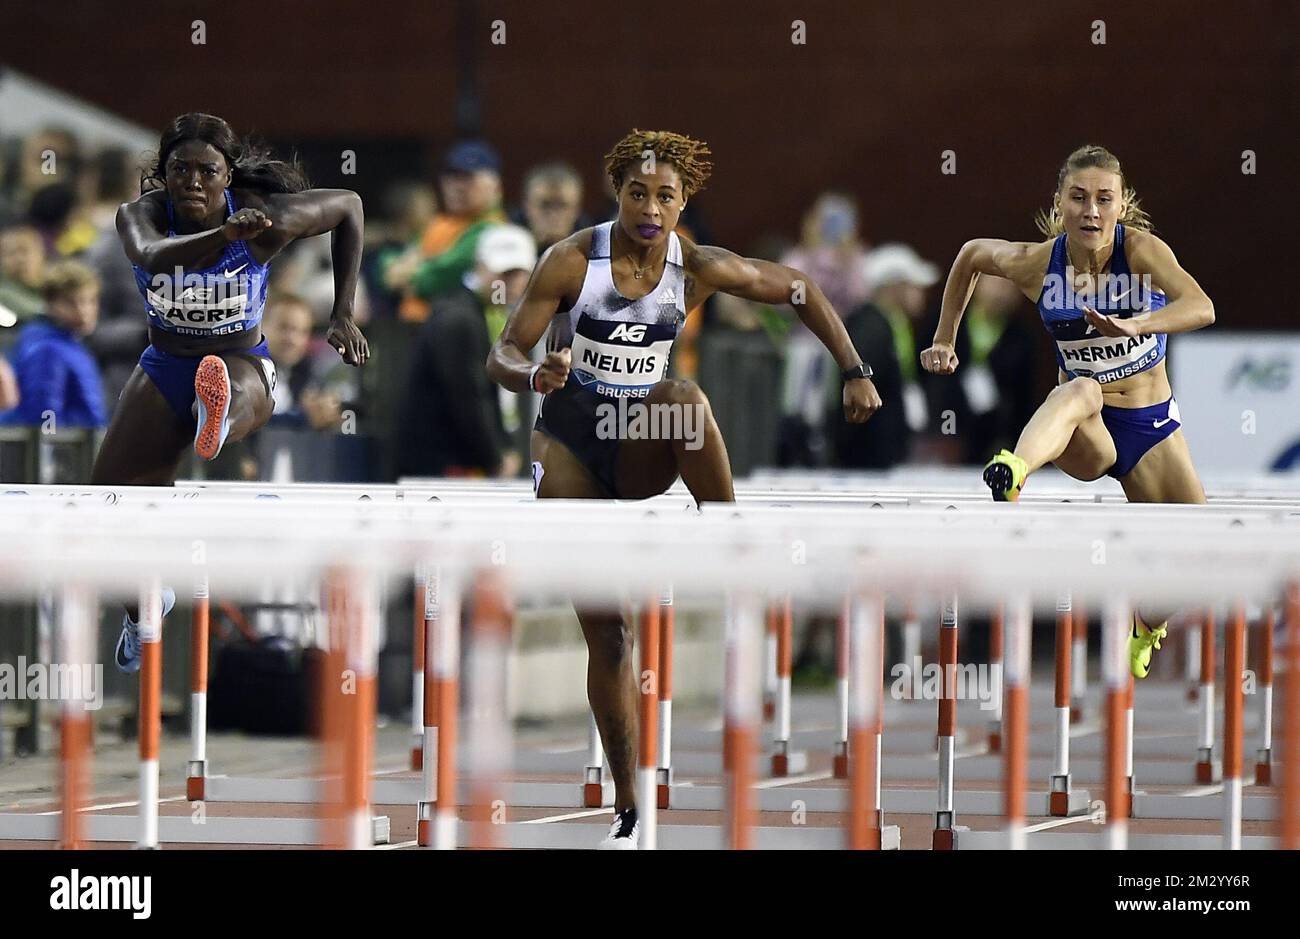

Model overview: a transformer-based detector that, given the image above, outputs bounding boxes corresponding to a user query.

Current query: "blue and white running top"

[131,189,271,339]
[1036,223,1167,384]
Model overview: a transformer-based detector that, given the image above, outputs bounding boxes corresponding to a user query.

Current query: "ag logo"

[609,323,646,342]
[1226,357,1290,393]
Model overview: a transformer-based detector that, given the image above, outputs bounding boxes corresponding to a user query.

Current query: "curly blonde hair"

[1035,144,1153,237]
[603,129,713,198]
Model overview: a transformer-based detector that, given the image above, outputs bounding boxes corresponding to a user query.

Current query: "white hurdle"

[3,480,1300,850]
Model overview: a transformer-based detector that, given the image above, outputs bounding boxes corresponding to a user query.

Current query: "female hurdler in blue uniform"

[101,112,369,670]
[920,144,1215,679]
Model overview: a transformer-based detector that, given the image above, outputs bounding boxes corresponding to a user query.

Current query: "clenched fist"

[843,377,881,423]
[920,342,959,375]
[222,208,272,242]
[532,348,571,393]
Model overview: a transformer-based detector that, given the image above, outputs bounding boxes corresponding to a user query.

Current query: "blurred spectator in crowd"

[511,162,589,251]
[0,139,18,225]
[777,193,872,466]
[83,148,151,408]
[0,357,18,411]
[397,224,536,478]
[382,140,507,322]
[27,182,96,258]
[0,224,47,324]
[711,233,796,337]
[263,293,357,431]
[829,243,939,468]
[15,128,93,257]
[205,293,361,482]
[953,274,1037,463]
[269,233,373,327]
[366,180,438,320]
[0,260,106,429]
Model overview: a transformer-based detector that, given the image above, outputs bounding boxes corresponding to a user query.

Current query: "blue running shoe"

[114,587,176,673]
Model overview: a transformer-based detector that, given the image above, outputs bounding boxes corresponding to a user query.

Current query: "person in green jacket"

[382,140,506,321]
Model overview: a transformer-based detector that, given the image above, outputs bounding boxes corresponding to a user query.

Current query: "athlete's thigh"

[536,433,608,500]
[1052,410,1118,482]
[1118,429,1206,504]
[221,353,275,438]
[614,434,679,501]
[90,366,191,486]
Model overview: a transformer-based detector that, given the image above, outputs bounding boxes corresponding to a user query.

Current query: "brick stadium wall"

[2,0,1295,331]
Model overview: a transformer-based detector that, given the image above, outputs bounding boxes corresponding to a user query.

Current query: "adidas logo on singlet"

[657,288,678,306]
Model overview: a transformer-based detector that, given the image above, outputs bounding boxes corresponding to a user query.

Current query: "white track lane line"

[37,795,187,815]
[521,807,612,825]
[376,839,420,850]
[1172,784,1223,797]
[756,772,831,789]
[1024,808,1104,832]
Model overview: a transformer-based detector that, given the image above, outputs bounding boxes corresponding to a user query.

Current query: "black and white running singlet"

[534,222,689,496]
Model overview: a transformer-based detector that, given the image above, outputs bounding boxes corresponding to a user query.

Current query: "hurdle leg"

[1223,603,1245,850]
[1124,675,1137,814]
[58,584,95,849]
[432,574,461,850]
[466,571,512,850]
[762,601,778,722]
[411,564,426,772]
[638,598,660,848]
[1283,583,1299,850]
[1050,591,1073,816]
[900,604,921,700]
[582,715,607,807]
[1197,611,1218,784]
[724,593,761,850]
[1255,607,1275,785]
[344,571,379,850]
[1002,596,1031,849]
[187,573,209,801]
[656,586,674,809]
[1186,624,1202,703]
[1070,601,1088,723]
[849,594,884,849]
[833,596,849,778]
[988,604,1004,753]
[771,596,806,776]
[417,564,442,848]
[137,577,163,850]
[933,594,959,849]
[1103,598,1131,849]
[874,602,888,846]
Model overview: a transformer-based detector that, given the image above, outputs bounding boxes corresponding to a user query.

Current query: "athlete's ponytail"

[1034,144,1153,237]
[142,112,310,195]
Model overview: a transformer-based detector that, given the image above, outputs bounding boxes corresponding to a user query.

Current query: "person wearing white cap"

[830,243,939,468]
[397,223,536,478]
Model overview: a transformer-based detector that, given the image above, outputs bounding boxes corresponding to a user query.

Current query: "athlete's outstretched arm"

[1083,231,1214,339]
[116,197,266,275]
[686,244,880,422]
[923,239,1037,374]
[265,190,369,365]
[487,241,583,395]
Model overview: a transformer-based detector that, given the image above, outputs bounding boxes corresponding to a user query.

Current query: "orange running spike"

[194,355,231,460]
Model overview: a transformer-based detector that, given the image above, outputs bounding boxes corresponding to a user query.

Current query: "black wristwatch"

[841,363,873,382]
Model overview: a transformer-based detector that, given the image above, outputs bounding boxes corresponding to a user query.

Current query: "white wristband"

[528,364,543,393]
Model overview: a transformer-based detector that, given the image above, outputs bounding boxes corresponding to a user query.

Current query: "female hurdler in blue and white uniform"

[100,112,369,671]
[921,144,1215,679]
